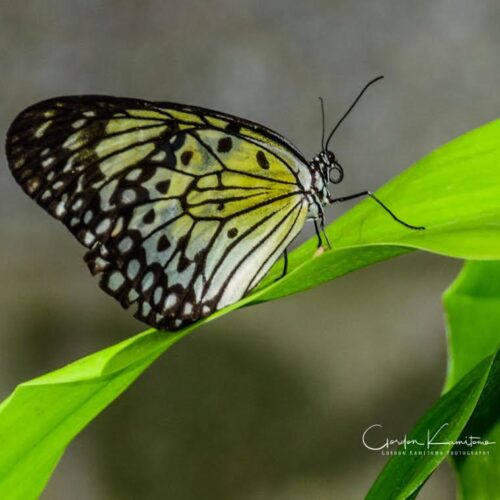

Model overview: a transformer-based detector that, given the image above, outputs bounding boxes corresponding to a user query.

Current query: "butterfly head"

[320,150,344,184]
[309,75,383,211]
[308,149,344,207]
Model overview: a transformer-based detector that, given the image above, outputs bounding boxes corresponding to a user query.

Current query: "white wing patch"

[6,95,313,330]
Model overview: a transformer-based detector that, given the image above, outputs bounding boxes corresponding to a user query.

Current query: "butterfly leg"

[312,218,330,257]
[281,248,289,278]
[313,220,323,248]
[319,213,332,249]
[329,191,425,230]
[274,248,289,281]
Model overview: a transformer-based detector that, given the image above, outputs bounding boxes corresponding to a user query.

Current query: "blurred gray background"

[1,1,499,499]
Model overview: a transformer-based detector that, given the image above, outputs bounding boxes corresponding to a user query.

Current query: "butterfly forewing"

[6,96,310,330]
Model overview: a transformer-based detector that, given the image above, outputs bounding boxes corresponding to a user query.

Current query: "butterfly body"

[6,95,339,330]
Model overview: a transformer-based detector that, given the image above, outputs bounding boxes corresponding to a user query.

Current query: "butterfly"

[5,77,423,331]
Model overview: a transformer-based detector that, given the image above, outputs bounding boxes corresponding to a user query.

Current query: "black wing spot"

[256,150,270,169]
[143,209,155,224]
[217,137,232,153]
[156,180,170,194]
[157,234,171,252]
[181,150,193,166]
[227,228,238,238]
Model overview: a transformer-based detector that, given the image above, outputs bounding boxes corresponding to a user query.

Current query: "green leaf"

[251,117,500,303]
[451,362,500,500]
[0,328,190,500]
[1,118,500,498]
[443,261,500,391]
[365,261,500,499]
[365,351,498,500]
[443,261,500,499]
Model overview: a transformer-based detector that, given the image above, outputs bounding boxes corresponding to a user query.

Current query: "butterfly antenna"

[318,97,326,151]
[325,75,384,150]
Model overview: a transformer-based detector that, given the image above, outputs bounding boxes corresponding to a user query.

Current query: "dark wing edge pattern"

[5,95,309,330]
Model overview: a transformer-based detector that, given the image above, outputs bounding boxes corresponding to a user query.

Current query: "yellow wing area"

[6,95,311,330]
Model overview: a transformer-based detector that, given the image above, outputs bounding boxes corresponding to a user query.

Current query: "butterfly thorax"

[305,150,342,220]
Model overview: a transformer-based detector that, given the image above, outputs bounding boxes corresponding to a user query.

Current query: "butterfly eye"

[329,163,344,184]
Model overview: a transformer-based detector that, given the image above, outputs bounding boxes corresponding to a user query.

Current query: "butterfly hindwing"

[6,96,309,330]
